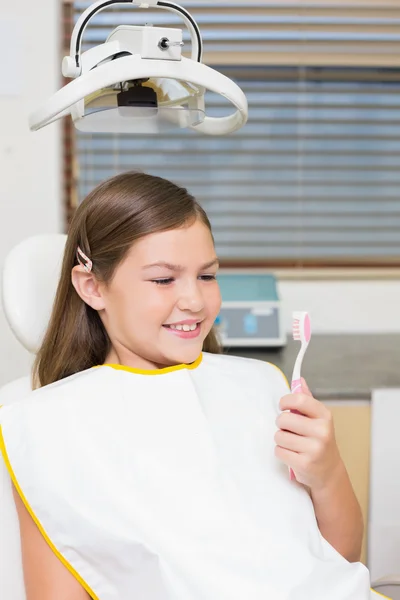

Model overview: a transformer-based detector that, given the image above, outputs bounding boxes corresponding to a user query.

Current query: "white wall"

[279,280,400,335]
[0,0,62,386]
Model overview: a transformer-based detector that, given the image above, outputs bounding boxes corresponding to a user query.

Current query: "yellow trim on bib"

[371,589,392,599]
[0,426,99,600]
[267,362,290,389]
[102,352,203,375]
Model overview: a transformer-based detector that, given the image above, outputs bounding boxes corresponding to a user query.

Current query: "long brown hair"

[33,172,221,388]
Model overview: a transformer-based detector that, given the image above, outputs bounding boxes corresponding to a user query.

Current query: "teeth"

[169,323,198,332]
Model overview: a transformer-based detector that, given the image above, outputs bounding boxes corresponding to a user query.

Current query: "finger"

[274,429,315,453]
[274,445,305,472]
[275,444,320,473]
[301,377,312,397]
[276,411,327,438]
[279,393,330,419]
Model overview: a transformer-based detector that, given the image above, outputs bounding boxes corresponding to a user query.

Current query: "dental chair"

[0,234,397,600]
[372,576,400,600]
[0,233,67,409]
[0,234,66,600]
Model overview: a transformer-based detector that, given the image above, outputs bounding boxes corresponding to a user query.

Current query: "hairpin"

[76,246,93,273]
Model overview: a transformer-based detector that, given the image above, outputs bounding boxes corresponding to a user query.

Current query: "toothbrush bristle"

[291,311,311,342]
[292,313,303,341]
[292,328,301,340]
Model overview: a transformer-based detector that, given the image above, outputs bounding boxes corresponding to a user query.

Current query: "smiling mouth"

[163,323,200,332]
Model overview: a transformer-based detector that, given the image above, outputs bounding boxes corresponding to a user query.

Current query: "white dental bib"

[0,353,373,599]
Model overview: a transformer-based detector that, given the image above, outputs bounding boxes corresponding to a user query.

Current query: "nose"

[177,280,204,313]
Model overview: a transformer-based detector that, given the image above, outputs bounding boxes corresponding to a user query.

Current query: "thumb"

[301,377,313,397]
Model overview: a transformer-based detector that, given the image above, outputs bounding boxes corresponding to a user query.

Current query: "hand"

[274,378,343,491]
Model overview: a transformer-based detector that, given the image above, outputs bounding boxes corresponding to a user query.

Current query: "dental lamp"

[29,0,248,135]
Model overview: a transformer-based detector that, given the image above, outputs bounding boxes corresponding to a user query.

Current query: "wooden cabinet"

[323,401,371,565]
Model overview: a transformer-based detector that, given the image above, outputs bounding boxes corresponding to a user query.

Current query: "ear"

[71,265,106,311]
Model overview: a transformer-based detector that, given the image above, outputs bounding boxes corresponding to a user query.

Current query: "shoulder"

[0,367,109,424]
[201,352,289,391]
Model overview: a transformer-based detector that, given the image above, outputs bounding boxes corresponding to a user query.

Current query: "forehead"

[128,220,215,263]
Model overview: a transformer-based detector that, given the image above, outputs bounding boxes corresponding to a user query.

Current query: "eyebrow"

[142,259,219,272]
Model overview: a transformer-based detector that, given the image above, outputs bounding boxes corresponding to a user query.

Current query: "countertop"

[225,334,400,400]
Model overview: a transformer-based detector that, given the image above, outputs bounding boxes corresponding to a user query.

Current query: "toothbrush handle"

[289,378,303,480]
[291,378,303,394]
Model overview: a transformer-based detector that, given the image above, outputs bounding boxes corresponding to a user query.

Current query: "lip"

[162,322,202,340]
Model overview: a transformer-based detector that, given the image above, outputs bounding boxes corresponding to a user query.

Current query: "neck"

[105,347,164,371]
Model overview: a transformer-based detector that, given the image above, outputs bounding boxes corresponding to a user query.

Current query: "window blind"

[66,1,400,266]
[72,0,400,67]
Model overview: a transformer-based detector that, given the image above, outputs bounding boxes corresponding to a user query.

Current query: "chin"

[165,343,203,367]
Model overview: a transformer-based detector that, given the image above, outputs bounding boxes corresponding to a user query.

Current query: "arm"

[12,485,90,600]
[310,460,363,563]
[275,378,363,563]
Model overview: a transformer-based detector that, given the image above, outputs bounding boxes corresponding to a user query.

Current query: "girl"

[0,172,371,599]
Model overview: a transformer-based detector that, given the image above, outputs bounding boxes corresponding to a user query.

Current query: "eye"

[199,275,217,282]
[152,278,174,286]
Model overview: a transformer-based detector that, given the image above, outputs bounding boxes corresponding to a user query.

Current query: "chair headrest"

[2,234,67,354]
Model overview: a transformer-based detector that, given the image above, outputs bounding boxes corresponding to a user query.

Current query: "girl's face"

[92,219,221,369]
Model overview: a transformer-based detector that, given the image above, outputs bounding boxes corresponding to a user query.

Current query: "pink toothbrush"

[289,311,312,481]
